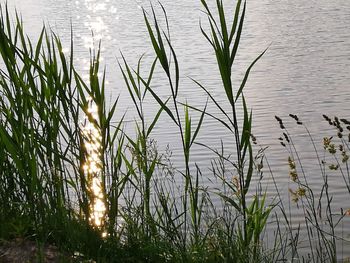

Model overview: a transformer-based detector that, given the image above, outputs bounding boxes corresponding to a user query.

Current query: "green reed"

[0,4,118,256]
[0,1,278,261]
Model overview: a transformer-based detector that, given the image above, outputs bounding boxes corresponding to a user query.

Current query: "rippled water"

[4,0,350,258]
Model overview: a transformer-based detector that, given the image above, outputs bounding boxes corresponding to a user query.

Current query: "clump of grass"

[130,0,270,261]
[271,114,350,262]
[1,0,270,260]
[0,4,117,258]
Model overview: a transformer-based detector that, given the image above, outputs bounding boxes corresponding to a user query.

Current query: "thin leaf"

[235,47,267,102]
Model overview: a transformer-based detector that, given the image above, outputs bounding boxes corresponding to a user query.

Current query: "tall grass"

[0,4,118,258]
[0,1,349,262]
[269,115,350,262]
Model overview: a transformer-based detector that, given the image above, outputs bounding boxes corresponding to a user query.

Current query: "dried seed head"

[289,114,299,121]
[328,164,339,170]
[289,189,299,203]
[283,132,290,143]
[296,187,306,197]
[328,144,336,154]
[250,134,257,144]
[323,137,331,148]
[232,176,240,191]
[275,115,285,129]
[289,170,298,182]
[288,156,296,170]
[323,114,330,122]
[340,118,350,125]
[342,152,349,163]
[335,117,340,125]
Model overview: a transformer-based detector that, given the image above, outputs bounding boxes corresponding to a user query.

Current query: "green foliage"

[0,1,275,261]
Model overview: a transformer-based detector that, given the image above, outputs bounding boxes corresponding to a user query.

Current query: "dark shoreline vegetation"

[0,1,350,262]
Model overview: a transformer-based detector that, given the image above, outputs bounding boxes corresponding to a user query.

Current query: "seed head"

[289,114,299,121]
[323,137,331,148]
[283,132,290,143]
[289,170,298,182]
[296,187,306,197]
[288,156,296,170]
[340,118,350,125]
[323,114,330,122]
[275,115,285,129]
[342,152,349,163]
[328,164,339,170]
[328,144,336,154]
[289,189,299,203]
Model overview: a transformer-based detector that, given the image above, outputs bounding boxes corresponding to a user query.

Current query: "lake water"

[4,0,350,259]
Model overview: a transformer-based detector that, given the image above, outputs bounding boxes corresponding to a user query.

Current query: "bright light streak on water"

[81,98,106,230]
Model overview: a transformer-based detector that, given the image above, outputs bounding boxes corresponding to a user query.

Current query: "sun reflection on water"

[76,0,117,50]
[81,98,106,230]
